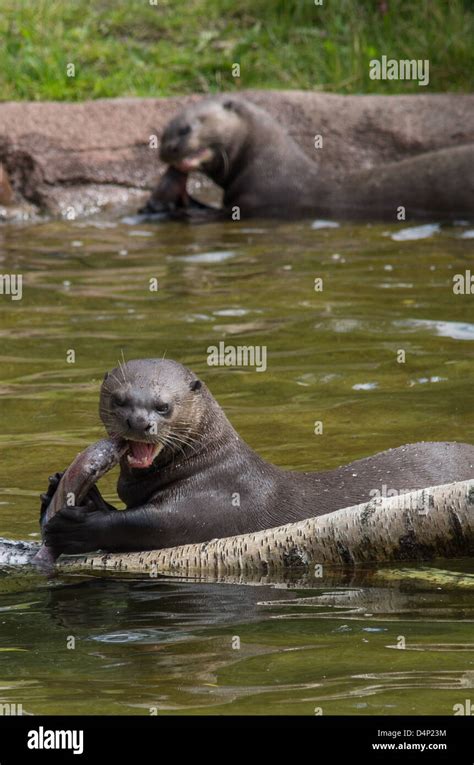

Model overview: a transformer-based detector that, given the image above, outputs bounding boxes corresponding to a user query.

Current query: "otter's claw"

[39,471,64,520]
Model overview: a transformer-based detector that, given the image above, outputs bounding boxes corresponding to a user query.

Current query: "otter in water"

[140,97,474,220]
[42,358,474,556]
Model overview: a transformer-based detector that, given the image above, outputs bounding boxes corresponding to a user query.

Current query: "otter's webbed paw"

[82,485,116,514]
[44,503,108,555]
[40,471,64,522]
[138,199,171,216]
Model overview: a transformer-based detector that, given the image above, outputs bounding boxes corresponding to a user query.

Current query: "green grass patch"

[0,0,472,100]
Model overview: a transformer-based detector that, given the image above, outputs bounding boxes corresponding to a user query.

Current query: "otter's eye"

[155,402,171,416]
[177,124,191,137]
[112,394,127,408]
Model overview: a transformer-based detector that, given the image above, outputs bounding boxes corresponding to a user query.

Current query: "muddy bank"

[0,91,473,220]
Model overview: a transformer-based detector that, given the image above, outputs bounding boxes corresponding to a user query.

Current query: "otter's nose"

[126,413,152,434]
[162,139,180,158]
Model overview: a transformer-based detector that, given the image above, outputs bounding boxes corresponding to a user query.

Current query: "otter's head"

[159,98,248,179]
[100,359,204,469]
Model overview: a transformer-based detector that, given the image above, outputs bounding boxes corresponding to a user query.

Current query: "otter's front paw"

[44,504,106,555]
[138,199,168,215]
[82,485,116,514]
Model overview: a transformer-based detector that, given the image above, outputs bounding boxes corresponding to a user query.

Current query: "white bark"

[58,480,474,575]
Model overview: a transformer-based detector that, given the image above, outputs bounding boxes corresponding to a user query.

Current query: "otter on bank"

[140,97,474,220]
[42,358,474,556]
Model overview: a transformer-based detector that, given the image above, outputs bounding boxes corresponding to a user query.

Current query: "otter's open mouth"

[174,147,214,172]
[126,441,161,469]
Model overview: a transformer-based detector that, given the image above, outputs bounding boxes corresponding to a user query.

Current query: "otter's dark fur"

[44,359,474,554]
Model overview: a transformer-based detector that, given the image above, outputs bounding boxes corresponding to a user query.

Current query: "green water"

[0,214,473,715]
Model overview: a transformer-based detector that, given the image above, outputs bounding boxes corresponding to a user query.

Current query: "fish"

[34,437,127,568]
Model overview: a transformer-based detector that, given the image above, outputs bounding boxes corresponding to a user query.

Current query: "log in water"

[57,480,474,575]
[1,476,472,574]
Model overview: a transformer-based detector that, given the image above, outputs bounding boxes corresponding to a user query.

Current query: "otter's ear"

[103,372,109,381]
[223,99,242,113]
[190,379,202,392]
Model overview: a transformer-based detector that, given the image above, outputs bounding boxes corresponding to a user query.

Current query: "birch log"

[58,479,474,575]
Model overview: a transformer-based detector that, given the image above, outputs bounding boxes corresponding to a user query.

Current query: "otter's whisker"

[217,145,230,178]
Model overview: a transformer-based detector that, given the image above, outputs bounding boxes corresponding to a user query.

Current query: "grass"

[0,0,472,100]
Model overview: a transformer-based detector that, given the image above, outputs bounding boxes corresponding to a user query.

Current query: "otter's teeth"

[176,148,214,172]
[127,442,159,469]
